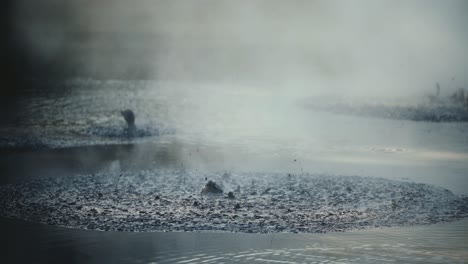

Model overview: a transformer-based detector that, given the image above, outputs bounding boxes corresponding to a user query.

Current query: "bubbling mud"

[0,170,467,233]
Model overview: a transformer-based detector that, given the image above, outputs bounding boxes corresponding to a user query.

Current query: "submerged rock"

[201,180,223,195]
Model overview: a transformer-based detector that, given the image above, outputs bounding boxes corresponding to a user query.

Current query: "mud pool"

[1,170,468,233]
[1,80,468,262]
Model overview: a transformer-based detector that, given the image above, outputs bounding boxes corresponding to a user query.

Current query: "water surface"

[1,80,468,263]
[1,217,467,263]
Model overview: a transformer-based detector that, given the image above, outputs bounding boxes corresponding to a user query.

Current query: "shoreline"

[0,215,466,235]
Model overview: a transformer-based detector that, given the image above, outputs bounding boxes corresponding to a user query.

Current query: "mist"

[3,2,468,262]
[5,0,468,186]
[11,0,468,98]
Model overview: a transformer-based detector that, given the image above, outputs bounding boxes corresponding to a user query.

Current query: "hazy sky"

[12,0,468,97]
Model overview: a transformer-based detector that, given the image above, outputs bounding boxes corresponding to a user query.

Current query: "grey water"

[2,216,467,263]
[2,80,468,194]
[1,80,468,263]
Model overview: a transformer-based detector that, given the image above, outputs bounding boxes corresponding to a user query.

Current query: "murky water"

[1,79,467,193]
[1,217,467,263]
[1,79,468,262]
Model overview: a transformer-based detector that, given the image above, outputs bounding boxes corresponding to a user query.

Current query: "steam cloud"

[10,0,468,97]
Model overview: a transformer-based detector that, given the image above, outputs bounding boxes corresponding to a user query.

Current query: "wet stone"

[201,181,223,195]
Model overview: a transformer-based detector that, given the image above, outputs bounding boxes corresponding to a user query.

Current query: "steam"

[3,1,468,195]
[11,0,468,97]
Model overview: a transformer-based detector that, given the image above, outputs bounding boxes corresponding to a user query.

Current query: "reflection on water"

[2,217,467,263]
[1,136,468,195]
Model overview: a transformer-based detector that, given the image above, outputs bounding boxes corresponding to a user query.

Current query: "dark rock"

[201,180,223,195]
[234,203,241,210]
[227,191,235,199]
